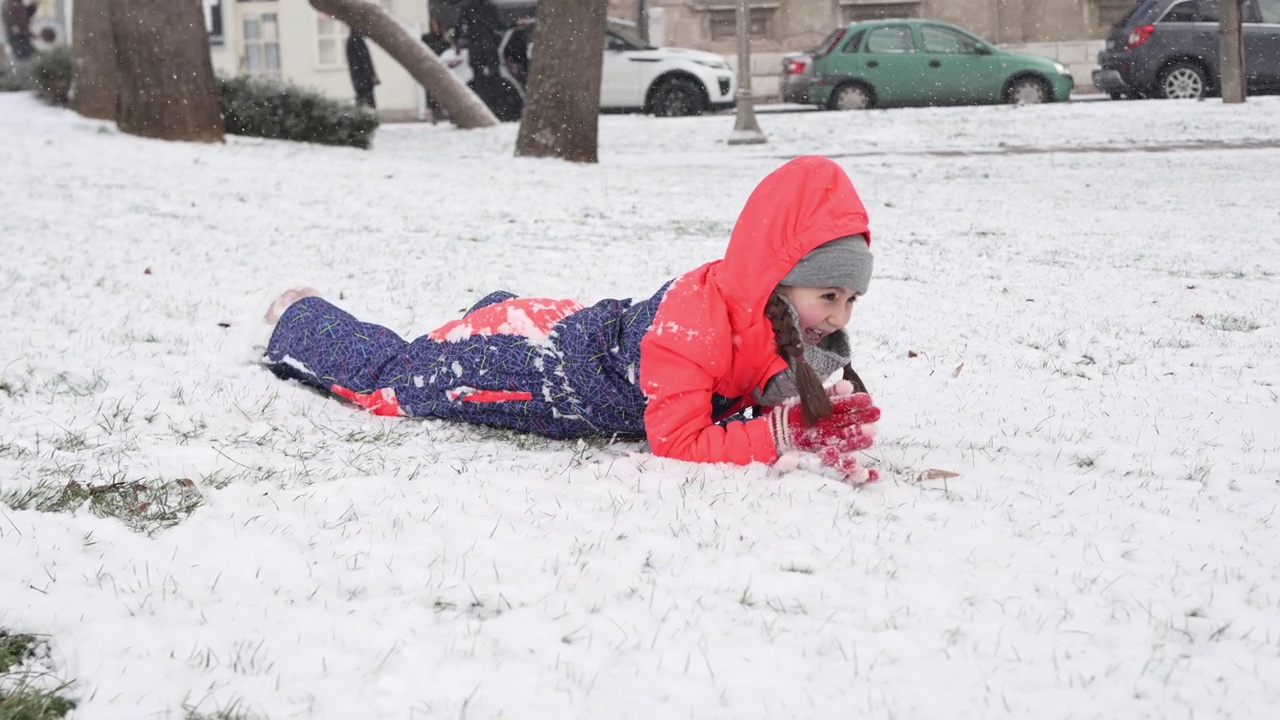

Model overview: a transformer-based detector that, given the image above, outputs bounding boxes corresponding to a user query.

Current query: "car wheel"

[829,83,872,111]
[649,77,705,117]
[1006,77,1048,105]
[1158,62,1208,99]
[1109,91,1125,100]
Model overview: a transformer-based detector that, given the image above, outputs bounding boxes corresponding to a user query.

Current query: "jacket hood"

[711,156,872,328]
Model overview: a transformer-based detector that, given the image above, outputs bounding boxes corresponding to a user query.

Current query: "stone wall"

[614,0,1131,53]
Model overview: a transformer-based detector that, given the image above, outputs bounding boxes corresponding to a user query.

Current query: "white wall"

[224,0,429,120]
[58,0,427,117]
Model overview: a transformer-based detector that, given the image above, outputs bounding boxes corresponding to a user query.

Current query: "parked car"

[804,19,1074,110]
[1093,0,1280,100]
[780,51,815,103]
[440,18,736,117]
[779,27,851,104]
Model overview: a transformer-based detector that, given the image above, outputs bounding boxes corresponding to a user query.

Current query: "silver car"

[779,51,815,103]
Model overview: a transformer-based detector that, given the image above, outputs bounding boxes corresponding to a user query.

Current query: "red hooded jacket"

[638,155,872,465]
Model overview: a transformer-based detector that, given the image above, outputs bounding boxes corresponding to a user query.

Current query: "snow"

[2,92,1279,719]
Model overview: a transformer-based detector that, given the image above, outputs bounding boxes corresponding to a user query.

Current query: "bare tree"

[111,0,223,142]
[514,0,608,162]
[308,0,497,129]
[71,0,118,121]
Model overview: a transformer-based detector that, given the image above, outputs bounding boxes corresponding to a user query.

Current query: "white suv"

[440,19,737,117]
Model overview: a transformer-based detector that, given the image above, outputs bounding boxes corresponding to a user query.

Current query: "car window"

[920,25,982,54]
[605,33,628,51]
[865,26,916,53]
[608,24,652,50]
[1258,0,1280,22]
[1113,0,1165,29]
[1161,0,1220,22]
[840,30,866,53]
[813,27,847,57]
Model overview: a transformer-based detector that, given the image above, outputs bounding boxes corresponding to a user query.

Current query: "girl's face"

[777,286,858,345]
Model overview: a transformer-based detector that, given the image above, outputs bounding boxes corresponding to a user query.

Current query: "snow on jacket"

[263,155,871,465]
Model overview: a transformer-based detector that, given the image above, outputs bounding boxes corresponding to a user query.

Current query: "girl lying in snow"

[262,155,882,482]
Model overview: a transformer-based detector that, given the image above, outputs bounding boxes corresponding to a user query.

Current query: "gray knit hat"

[779,235,873,295]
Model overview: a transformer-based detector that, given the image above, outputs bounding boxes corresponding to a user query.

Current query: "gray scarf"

[755,297,851,407]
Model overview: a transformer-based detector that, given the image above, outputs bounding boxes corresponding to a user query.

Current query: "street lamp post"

[1220,0,1245,103]
[727,0,766,145]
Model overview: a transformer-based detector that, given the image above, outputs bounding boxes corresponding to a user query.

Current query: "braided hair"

[763,293,868,425]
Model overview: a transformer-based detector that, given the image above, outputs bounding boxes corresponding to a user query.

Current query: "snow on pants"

[263,290,665,439]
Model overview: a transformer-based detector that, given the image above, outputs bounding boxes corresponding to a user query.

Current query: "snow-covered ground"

[1,92,1278,719]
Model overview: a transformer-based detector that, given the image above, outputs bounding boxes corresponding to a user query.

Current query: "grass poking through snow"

[0,629,76,720]
[2,479,204,535]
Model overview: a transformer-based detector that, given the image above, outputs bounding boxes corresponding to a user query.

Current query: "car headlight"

[694,59,730,71]
[1054,61,1071,75]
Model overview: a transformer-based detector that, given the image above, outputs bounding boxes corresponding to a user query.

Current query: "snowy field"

[1,92,1279,719]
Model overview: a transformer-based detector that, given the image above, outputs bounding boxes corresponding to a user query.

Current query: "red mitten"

[767,392,880,455]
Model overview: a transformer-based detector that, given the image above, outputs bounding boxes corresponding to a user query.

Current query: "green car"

[809,19,1074,110]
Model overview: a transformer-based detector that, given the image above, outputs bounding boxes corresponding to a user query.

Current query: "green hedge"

[14,50,378,149]
[218,75,379,150]
[0,66,34,92]
[25,46,72,103]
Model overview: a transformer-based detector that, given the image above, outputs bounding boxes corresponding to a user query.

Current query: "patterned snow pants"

[263,289,665,439]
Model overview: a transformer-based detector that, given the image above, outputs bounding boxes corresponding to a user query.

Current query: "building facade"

[205,0,431,120]
[611,0,1138,52]
[34,0,430,120]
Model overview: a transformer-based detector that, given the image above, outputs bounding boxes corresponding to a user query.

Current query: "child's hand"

[767,392,880,455]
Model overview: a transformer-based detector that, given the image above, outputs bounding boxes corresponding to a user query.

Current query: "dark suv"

[1093,0,1280,99]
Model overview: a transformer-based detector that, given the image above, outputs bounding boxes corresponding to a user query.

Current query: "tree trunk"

[308,0,497,129]
[71,0,118,121]
[110,0,223,142]
[514,0,607,162]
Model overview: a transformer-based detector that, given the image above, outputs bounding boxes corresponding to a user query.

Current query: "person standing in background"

[454,0,502,83]
[455,0,524,121]
[2,0,37,78]
[421,15,451,55]
[420,16,451,122]
[345,31,379,109]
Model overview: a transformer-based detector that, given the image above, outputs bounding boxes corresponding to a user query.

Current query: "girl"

[263,155,881,481]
